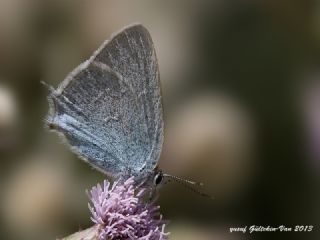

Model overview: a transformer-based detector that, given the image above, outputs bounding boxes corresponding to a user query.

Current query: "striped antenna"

[163,173,214,200]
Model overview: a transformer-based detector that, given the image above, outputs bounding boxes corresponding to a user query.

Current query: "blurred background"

[0,0,319,240]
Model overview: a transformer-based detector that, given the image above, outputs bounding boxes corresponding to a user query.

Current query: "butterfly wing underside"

[46,24,164,179]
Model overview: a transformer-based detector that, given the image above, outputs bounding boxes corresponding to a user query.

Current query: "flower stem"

[60,225,99,240]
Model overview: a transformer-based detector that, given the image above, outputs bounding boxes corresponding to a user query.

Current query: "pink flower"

[88,177,169,240]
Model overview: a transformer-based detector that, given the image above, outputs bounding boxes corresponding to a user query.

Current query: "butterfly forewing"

[94,24,164,171]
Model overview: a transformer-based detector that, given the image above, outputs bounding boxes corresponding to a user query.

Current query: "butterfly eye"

[154,172,163,185]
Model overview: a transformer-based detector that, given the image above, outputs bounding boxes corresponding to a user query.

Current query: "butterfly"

[44,24,208,195]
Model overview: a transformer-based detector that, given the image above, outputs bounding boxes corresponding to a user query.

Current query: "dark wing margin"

[45,24,164,177]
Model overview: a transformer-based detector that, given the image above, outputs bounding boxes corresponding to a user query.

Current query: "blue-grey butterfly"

[44,24,208,195]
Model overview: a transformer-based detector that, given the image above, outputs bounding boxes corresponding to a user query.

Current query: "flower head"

[88,177,169,240]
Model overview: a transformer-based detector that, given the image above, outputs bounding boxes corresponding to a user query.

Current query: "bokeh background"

[0,1,319,240]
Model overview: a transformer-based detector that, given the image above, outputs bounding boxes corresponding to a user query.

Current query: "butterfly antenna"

[40,81,55,93]
[163,174,214,200]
